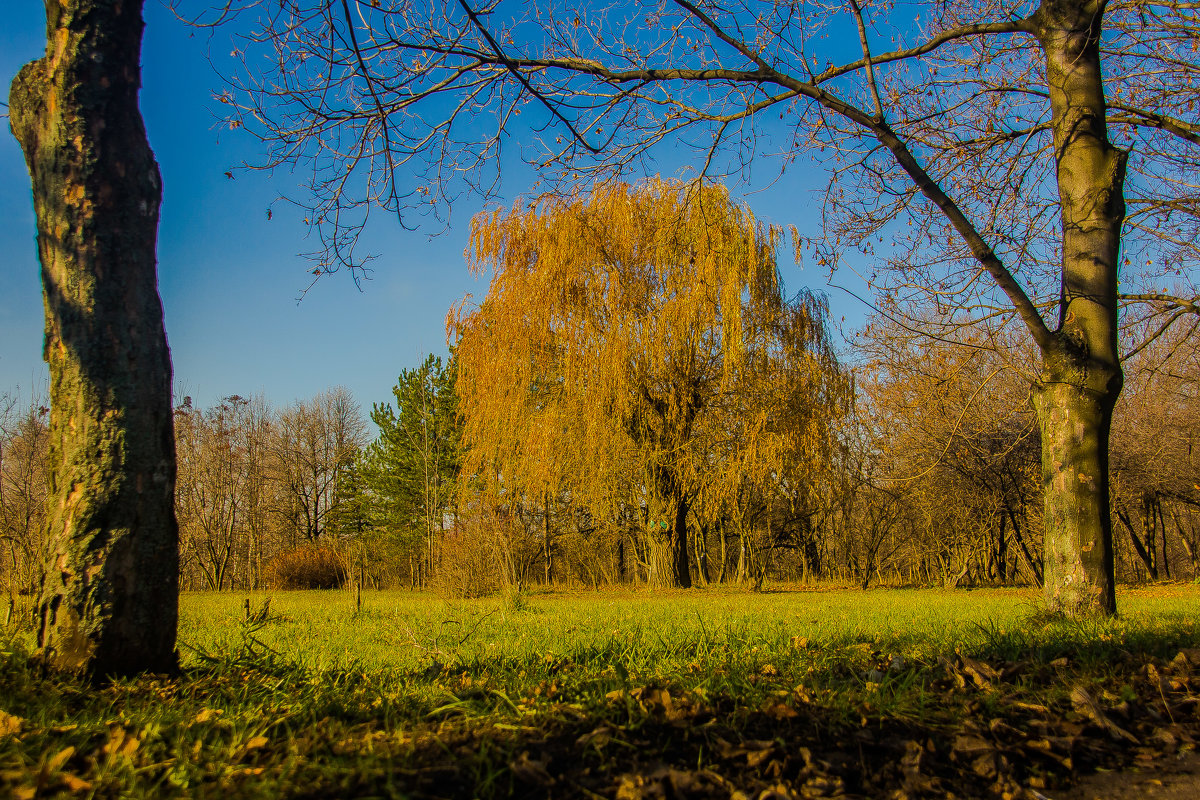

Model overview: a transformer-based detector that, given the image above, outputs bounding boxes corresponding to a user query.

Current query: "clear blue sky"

[1,2,857,415]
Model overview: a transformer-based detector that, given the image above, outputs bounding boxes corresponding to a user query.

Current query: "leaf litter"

[2,616,1200,797]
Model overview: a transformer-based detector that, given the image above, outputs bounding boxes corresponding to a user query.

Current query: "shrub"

[268,546,347,590]
[431,525,506,599]
[430,507,531,599]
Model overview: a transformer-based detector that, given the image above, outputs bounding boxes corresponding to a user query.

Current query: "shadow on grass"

[1,613,1198,799]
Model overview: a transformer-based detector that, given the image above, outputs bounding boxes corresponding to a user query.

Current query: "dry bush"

[267,546,347,589]
[431,529,504,599]
[430,509,526,598]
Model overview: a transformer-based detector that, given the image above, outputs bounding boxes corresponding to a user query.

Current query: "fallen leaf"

[47,746,75,772]
[1021,738,1073,768]
[960,656,1000,688]
[800,775,843,797]
[194,708,223,724]
[576,725,612,748]
[0,710,23,738]
[615,773,653,800]
[103,727,140,759]
[60,773,92,792]
[952,735,992,758]
[971,752,998,779]
[629,686,676,717]
[900,739,923,775]
[988,718,1025,739]
[666,769,725,796]
[1071,685,1138,743]
[242,735,269,753]
[1170,649,1200,673]
[763,701,799,720]
[1010,700,1050,715]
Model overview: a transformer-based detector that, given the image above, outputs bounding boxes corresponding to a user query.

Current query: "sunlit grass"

[178,583,1200,674]
[2,584,1198,798]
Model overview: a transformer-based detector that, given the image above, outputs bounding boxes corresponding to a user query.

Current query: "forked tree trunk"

[1032,0,1125,616]
[9,0,178,676]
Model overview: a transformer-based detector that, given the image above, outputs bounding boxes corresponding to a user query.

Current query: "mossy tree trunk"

[1031,0,1125,616]
[8,0,178,676]
[643,493,691,589]
[643,506,691,587]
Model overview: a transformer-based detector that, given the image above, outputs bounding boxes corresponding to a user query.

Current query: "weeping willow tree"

[451,179,847,588]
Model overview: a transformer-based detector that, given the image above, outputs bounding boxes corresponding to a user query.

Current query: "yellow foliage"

[451,178,847,529]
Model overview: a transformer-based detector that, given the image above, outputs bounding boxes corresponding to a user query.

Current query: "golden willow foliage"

[450,179,848,577]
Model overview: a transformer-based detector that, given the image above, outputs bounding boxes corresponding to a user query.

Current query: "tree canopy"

[452,178,848,587]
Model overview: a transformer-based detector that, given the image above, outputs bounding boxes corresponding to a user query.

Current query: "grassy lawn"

[2,584,1199,798]
[180,586,1060,671]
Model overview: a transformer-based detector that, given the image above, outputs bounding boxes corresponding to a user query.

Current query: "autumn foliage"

[451,179,849,588]
[268,546,347,590]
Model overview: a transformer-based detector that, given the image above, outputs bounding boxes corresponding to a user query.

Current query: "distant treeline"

[3,311,1197,601]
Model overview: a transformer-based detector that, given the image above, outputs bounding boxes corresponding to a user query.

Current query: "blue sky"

[1,2,856,415]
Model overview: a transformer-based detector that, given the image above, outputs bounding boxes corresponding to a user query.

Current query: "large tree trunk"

[1033,371,1118,613]
[643,496,692,588]
[1032,0,1125,616]
[9,0,178,676]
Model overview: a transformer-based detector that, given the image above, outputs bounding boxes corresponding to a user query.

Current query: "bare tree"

[855,319,1044,587]
[175,395,275,590]
[0,398,51,615]
[201,0,1200,614]
[270,387,368,544]
[1110,319,1200,581]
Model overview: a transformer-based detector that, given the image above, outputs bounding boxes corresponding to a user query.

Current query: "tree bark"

[617,534,626,583]
[643,496,692,589]
[1034,375,1118,612]
[672,495,691,588]
[717,518,728,583]
[8,0,178,677]
[1156,497,1170,580]
[1031,0,1126,617]
[644,532,673,588]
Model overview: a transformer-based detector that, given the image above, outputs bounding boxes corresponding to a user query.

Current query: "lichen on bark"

[8,0,179,678]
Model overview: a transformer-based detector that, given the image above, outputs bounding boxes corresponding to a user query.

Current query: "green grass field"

[178,584,1200,672]
[3,585,1200,798]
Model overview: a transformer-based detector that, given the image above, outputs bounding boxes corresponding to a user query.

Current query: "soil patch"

[1050,750,1200,800]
